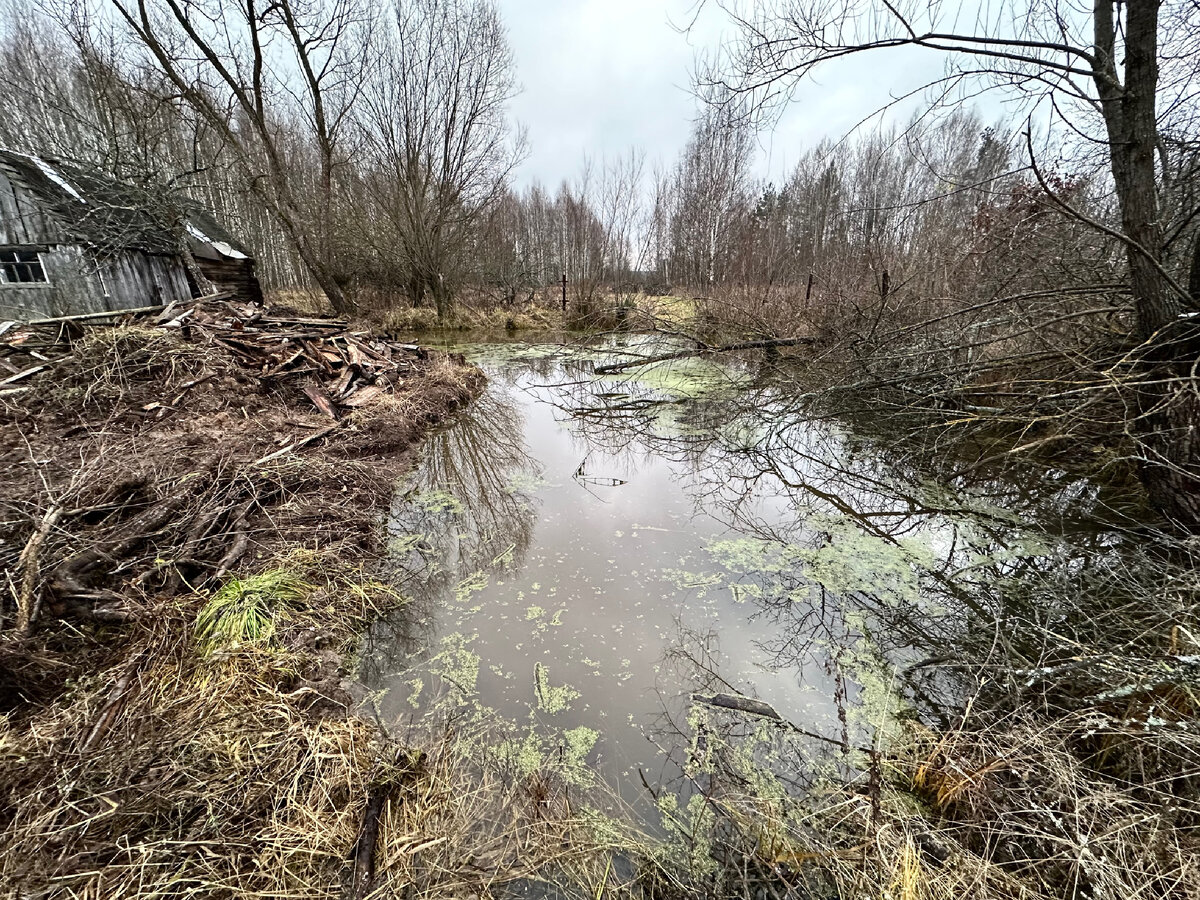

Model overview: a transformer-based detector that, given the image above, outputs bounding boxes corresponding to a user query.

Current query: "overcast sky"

[495,0,960,191]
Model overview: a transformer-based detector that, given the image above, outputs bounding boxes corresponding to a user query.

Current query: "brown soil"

[0,299,484,714]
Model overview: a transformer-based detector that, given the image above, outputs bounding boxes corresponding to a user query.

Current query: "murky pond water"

[361,336,1120,816]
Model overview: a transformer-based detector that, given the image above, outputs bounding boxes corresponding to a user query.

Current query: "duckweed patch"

[412,488,464,515]
[534,661,580,714]
[600,356,748,401]
[430,632,481,698]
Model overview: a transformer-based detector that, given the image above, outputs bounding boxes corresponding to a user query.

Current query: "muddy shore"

[0,299,534,896]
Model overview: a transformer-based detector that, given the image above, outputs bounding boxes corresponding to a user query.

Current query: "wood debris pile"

[1,297,432,418]
[175,299,430,419]
[1,296,479,634]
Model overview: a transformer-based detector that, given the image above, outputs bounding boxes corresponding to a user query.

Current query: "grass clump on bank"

[194,568,314,653]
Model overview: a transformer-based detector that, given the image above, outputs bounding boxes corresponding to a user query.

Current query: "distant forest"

[7,0,1193,331]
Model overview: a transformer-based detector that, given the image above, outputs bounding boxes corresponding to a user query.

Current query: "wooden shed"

[0,149,261,321]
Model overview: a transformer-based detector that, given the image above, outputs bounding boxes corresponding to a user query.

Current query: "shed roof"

[0,149,253,262]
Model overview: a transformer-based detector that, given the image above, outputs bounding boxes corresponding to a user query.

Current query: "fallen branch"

[691,692,782,720]
[252,422,343,466]
[593,337,815,374]
[15,504,63,635]
[81,667,138,753]
[346,787,388,900]
[212,497,256,580]
[691,691,875,753]
[52,492,192,606]
[345,751,425,900]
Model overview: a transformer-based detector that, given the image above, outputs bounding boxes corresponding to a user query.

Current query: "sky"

[495,0,960,191]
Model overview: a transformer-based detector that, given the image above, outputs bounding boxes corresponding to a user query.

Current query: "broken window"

[0,248,48,284]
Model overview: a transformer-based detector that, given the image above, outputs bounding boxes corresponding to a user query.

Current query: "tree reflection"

[361,382,541,679]
[356,340,1197,894]
[544,347,1192,787]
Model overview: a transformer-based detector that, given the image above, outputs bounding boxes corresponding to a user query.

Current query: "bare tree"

[356,0,521,320]
[103,0,376,314]
[703,0,1200,525]
[668,101,754,288]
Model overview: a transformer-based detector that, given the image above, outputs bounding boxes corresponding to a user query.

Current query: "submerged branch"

[593,337,815,374]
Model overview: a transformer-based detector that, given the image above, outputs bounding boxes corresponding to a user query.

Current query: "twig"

[212,497,256,580]
[15,504,62,635]
[251,422,343,466]
[81,668,137,753]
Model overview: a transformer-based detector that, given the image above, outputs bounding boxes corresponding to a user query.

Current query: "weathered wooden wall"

[0,170,192,321]
[1,247,192,320]
[0,169,64,245]
[198,257,264,305]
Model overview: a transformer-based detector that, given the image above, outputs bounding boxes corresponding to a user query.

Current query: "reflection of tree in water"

[548,351,1188,795]
[531,349,1195,900]
[408,386,538,570]
[361,383,540,678]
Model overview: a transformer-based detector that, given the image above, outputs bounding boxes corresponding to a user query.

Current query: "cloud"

[499,0,712,187]
[497,0,992,190]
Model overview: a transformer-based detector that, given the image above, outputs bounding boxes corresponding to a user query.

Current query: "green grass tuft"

[194,569,313,653]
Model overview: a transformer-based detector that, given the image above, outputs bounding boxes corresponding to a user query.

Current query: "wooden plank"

[26,304,168,325]
[303,383,339,420]
[0,364,46,385]
[23,291,234,326]
[342,384,383,407]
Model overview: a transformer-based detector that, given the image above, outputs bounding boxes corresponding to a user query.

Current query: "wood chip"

[303,383,340,420]
[342,384,384,408]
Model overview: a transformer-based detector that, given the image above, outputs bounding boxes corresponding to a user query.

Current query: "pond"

[359,336,1131,821]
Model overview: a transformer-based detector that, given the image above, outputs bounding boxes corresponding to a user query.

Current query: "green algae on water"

[534,661,580,714]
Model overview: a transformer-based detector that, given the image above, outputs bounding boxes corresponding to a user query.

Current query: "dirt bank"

[1,298,482,682]
[0,299,602,897]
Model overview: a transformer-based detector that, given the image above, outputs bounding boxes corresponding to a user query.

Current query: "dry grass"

[0,551,635,899]
[375,301,563,335]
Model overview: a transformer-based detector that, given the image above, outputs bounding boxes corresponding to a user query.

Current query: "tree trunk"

[433,272,449,321]
[294,233,352,316]
[1190,231,1200,303]
[272,199,352,316]
[407,273,426,309]
[1094,0,1171,338]
[1094,1,1200,527]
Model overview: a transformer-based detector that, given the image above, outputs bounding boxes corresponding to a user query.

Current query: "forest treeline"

[3,0,1200,520]
[11,0,1194,329]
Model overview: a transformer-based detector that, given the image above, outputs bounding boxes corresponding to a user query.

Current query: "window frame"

[0,246,50,286]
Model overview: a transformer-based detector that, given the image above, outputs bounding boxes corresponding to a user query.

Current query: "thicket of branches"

[674,0,1200,531]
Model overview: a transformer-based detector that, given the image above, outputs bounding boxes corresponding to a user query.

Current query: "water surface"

[362,337,1112,813]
